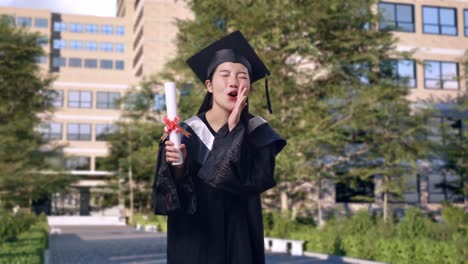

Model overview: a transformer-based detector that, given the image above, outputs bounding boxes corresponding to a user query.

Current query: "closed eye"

[238,74,248,79]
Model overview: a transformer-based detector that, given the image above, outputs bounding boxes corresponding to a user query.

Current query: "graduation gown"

[152,113,286,264]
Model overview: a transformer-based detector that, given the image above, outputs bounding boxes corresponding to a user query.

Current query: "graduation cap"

[186,31,273,114]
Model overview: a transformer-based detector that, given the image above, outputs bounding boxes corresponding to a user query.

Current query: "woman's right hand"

[165,140,187,166]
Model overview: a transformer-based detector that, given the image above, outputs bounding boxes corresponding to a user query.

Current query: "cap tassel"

[265,74,272,114]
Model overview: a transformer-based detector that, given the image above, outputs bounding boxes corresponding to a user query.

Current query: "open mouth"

[228,92,238,98]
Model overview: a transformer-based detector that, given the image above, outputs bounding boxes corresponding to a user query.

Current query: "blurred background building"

[0,0,466,216]
[0,0,192,216]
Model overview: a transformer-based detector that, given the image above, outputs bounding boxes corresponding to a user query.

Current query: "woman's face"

[205,62,251,113]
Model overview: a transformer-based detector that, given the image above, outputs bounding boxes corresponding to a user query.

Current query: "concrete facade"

[0,0,192,215]
[1,0,466,215]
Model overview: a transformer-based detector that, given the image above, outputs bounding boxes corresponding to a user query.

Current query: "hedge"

[264,205,467,264]
[0,214,48,264]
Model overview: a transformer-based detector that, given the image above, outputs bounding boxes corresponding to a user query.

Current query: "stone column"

[374,175,383,210]
[419,176,429,210]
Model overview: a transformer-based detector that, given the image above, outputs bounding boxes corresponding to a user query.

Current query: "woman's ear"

[205,80,213,93]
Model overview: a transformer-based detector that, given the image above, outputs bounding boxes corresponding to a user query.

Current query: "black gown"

[152,113,286,264]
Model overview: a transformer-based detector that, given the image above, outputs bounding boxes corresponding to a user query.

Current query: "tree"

[161,0,427,220]
[431,52,468,204]
[103,79,165,222]
[0,18,72,210]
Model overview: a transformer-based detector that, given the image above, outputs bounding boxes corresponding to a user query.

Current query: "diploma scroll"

[164,82,183,165]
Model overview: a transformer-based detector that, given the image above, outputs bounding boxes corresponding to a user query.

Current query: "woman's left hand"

[228,84,248,131]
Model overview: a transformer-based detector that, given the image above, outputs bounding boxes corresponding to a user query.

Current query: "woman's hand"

[165,140,187,166]
[228,84,248,131]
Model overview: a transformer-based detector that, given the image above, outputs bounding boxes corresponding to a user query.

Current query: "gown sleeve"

[152,140,196,215]
[197,121,285,195]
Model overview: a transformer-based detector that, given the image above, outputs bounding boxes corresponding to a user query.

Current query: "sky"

[0,0,117,17]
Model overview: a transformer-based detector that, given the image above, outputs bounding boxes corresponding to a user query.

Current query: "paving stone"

[49,226,348,264]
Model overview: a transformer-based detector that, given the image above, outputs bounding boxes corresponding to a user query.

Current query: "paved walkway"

[48,226,348,264]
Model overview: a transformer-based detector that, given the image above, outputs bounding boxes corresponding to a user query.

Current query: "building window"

[84,59,97,68]
[69,23,83,32]
[336,176,375,203]
[96,124,117,141]
[64,156,90,170]
[85,23,98,33]
[69,58,82,68]
[101,25,113,35]
[52,57,66,67]
[428,172,463,203]
[464,9,468,37]
[125,93,148,110]
[401,175,420,204]
[181,83,192,96]
[381,59,416,88]
[69,40,82,50]
[1,15,15,26]
[153,94,166,112]
[424,61,459,90]
[17,17,32,27]
[378,2,414,32]
[389,174,420,204]
[53,21,66,32]
[38,123,62,141]
[52,90,63,108]
[53,39,66,49]
[34,18,48,28]
[37,36,48,46]
[426,116,464,144]
[100,42,113,52]
[423,6,457,36]
[116,26,125,35]
[115,60,125,70]
[68,91,92,108]
[95,157,116,171]
[115,43,125,53]
[96,92,120,109]
[67,124,91,141]
[100,60,113,69]
[34,56,47,64]
[85,41,98,51]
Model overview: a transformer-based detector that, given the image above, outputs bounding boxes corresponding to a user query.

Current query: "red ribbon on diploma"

[161,116,191,141]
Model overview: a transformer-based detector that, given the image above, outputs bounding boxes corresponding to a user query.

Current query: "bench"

[264,237,305,256]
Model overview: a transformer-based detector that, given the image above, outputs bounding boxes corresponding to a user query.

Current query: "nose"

[228,75,239,88]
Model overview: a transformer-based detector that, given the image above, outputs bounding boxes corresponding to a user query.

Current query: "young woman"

[153,31,286,264]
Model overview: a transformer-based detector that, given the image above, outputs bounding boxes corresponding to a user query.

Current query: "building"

[0,0,192,215]
[313,0,468,216]
[1,0,466,216]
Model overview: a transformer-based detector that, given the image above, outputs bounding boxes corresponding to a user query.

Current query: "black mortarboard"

[186,31,273,114]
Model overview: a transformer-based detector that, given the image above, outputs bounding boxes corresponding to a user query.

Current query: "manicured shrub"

[14,211,37,234]
[0,211,18,243]
[131,213,168,232]
[148,214,168,232]
[341,210,375,236]
[374,238,415,264]
[261,206,468,264]
[441,203,466,231]
[263,211,297,238]
[0,222,48,264]
[396,207,433,239]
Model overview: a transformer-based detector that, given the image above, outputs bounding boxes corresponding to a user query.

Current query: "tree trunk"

[280,190,288,212]
[128,164,134,224]
[383,190,388,223]
[29,195,33,214]
[127,128,134,224]
[291,204,298,220]
[317,177,324,227]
